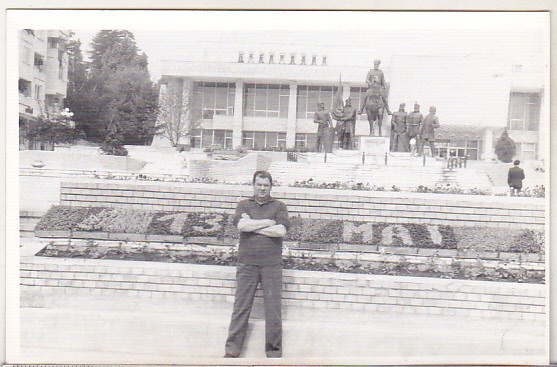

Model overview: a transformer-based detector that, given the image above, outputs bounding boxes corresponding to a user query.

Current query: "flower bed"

[84,172,546,197]
[35,206,544,254]
[35,240,545,284]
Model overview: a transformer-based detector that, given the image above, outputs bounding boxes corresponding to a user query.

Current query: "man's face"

[345,100,352,107]
[318,104,324,111]
[254,176,272,200]
[374,61,380,70]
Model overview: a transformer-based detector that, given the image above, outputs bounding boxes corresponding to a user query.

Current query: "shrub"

[521,185,545,198]
[494,129,516,163]
[510,229,545,254]
[203,144,222,153]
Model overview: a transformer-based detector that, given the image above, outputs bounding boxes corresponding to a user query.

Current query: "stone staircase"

[449,168,494,189]
[274,151,493,190]
[268,161,445,189]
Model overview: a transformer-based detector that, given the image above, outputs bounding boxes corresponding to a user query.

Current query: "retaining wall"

[20,150,146,172]
[19,255,545,321]
[59,181,545,229]
[188,153,272,182]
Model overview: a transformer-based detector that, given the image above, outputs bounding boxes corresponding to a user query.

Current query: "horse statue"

[358,81,391,136]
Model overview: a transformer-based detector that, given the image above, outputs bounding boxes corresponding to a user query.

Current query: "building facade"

[156,51,546,161]
[19,29,71,150]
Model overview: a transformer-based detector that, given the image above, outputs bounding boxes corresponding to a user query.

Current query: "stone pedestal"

[323,128,334,153]
[360,136,390,165]
[359,136,390,155]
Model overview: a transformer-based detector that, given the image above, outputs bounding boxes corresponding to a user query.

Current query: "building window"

[508,92,540,131]
[294,133,317,150]
[435,138,480,160]
[48,37,59,49]
[297,85,339,119]
[244,84,290,118]
[242,131,255,149]
[34,53,44,72]
[19,79,32,97]
[515,142,537,160]
[192,82,235,120]
[191,129,232,149]
[242,131,286,150]
[34,84,42,100]
[190,129,202,148]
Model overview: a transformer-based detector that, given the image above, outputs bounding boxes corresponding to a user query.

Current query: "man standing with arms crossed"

[225,171,290,358]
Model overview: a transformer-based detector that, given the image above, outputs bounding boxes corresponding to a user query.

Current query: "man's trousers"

[225,263,282,358]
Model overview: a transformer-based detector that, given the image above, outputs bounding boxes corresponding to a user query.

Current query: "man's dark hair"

[514,160,521,166]
[253,170,273,186]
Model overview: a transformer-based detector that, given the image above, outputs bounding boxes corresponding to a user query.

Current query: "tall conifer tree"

[65,30,159,147]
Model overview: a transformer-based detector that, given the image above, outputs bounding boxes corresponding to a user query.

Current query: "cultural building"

[155,49,546,162]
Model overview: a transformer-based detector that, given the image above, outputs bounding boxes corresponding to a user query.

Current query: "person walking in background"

[508,160,526,196]
[224,171,290,358]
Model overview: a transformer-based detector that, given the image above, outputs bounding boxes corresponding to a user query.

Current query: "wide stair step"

[268,162,443,189]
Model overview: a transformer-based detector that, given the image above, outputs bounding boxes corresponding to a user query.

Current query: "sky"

[65,11,549,82]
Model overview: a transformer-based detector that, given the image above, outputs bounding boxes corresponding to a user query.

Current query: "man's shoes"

[223,354,238,358]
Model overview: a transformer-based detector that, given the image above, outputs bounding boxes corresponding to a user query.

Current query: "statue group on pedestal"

[314,59,440,155]
[388,103,440,156]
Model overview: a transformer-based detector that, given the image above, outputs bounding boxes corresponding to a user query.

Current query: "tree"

[100,121,128,156]
[494,129,516,163]
[65,40,94,140]
[156,81,200,147]
[65,30,159,146]
[22,105,82,145]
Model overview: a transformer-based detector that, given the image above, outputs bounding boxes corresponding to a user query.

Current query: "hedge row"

[35,205,544,253]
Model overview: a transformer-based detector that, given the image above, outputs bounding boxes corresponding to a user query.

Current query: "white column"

[482,127,494,161]
[286,84,298,149]
[232,81,244,148]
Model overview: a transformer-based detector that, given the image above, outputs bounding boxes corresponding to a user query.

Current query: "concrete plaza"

[19,282,546,365]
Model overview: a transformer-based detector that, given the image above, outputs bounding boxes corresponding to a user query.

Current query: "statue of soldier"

[366,59,386,90]
[313,102,332,152]
[406,103,423,139]
[390,103,409,152]
[332,104,345,149]
[339,99,357,150]
[358,80,391,136]
[420,106,441,156]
